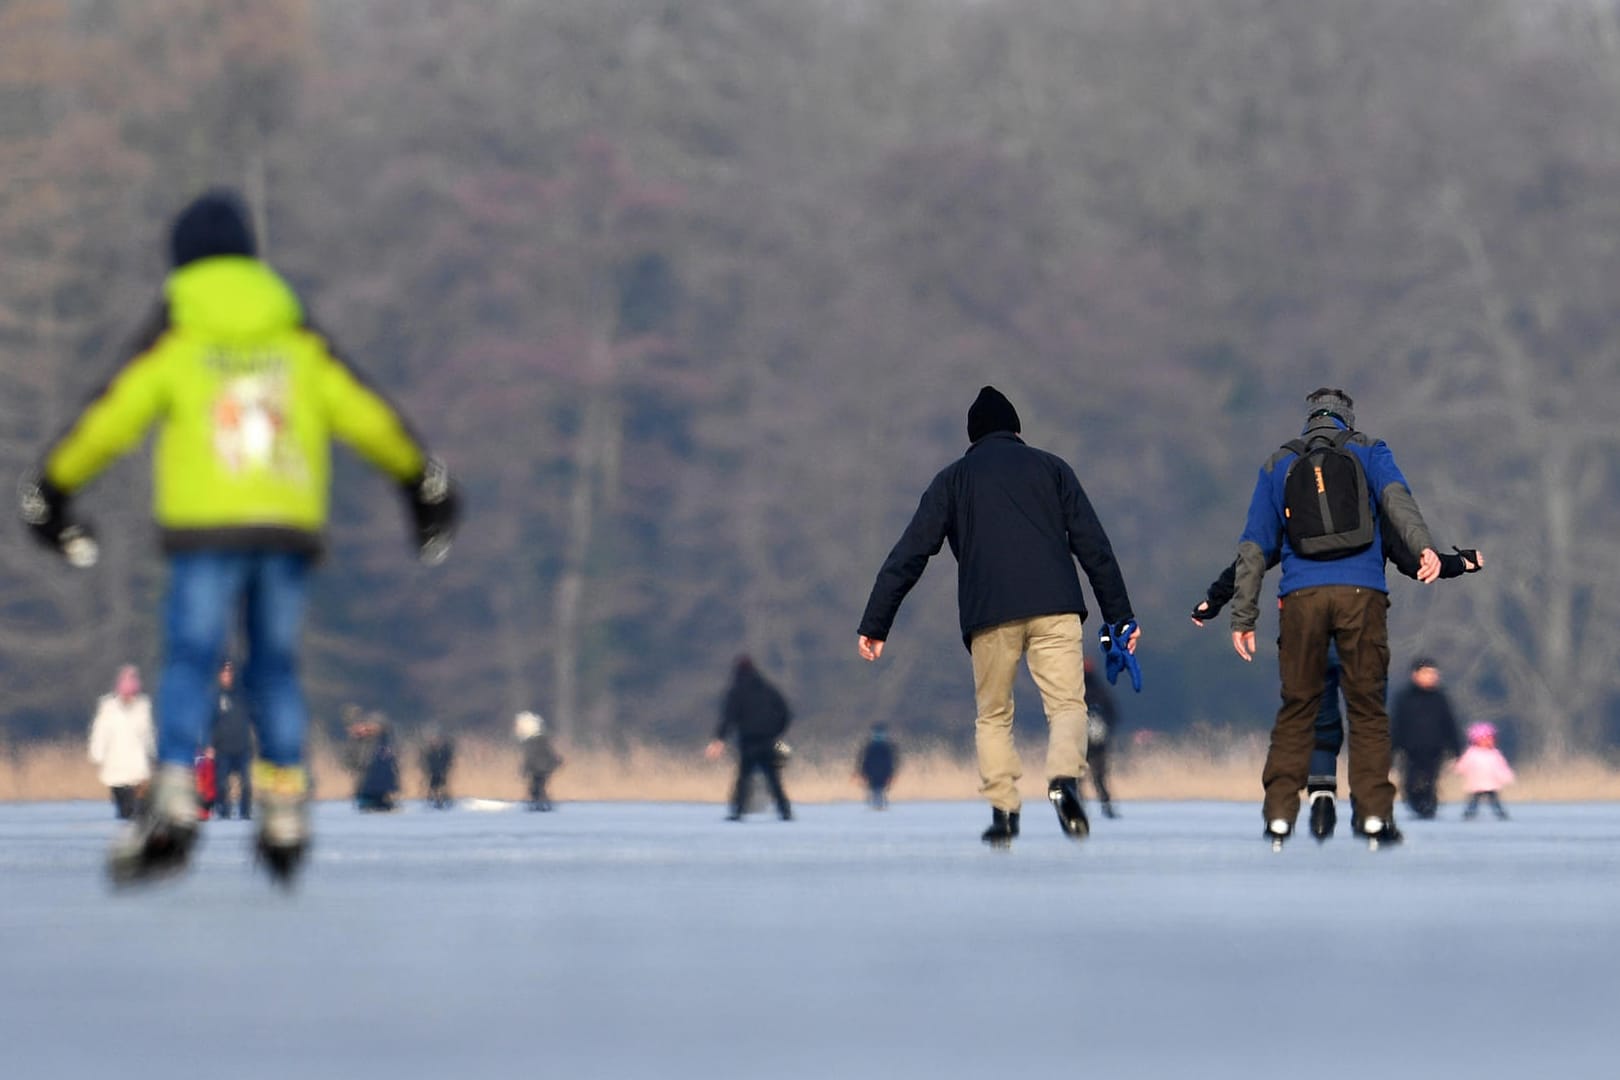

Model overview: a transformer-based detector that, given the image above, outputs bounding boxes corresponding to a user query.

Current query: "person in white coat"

[89,665,155,819]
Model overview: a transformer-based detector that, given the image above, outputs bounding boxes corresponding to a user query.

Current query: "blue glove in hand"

[1098,620,1142,693]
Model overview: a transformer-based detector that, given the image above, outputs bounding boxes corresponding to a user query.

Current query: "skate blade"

[1049,792,1089,840]
[107,832,197,890]
[1270,838,1285,853]
[255,842,308,890]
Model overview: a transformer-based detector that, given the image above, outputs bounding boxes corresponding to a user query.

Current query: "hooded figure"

[89,665,156,820]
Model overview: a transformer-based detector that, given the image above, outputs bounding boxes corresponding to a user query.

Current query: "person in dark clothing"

[706,657,793,821]
[515,711,562,811]
[420,726,456,810]
[856,723,899,809]
[344,712,399,812]
[857,386,1137,847]
[1391,659,1464,819]
[1082,658,1118,819]
[1228,388,1440,850]
[1194,536,1483,838]
[209,660,254,819]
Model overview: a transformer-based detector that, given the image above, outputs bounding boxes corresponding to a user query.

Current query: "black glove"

[1453,546,1483,573]
[1190,598,1224,624]
[18,474,99,568]
[401,457,459,565]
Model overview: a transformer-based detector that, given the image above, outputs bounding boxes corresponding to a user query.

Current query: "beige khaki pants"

[969,613,1089,812]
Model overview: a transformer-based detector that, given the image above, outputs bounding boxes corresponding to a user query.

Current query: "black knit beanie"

[170,189,256,268]
[967,386,1021,443]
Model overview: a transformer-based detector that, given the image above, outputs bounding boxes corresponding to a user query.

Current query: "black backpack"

[1280,430,1374,559]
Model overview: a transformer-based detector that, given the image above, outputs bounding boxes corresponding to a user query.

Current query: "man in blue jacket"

[857,386,1138,847]
[1229,388,1440,848]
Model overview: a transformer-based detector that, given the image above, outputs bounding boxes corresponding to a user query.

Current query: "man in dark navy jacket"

[857,386,1137,847]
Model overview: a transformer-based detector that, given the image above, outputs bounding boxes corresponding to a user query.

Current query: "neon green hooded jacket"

[44,256,426,554]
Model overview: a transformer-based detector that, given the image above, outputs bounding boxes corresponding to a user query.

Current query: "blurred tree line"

[2,0,1618,760]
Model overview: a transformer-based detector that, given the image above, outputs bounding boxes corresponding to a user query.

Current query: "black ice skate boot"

[1048,778,1089,840]
[981,808,1020,848]
[1265,817,1292,852]
[1360,815,1404,852]
[1308,787,1337,843]
[107,763,200,888]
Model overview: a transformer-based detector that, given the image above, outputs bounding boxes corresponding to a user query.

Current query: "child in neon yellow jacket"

[21,189,459,886]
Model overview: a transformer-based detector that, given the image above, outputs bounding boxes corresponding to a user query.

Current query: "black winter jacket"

[858,739,897,787]
[210,689,254,758]
[859,433,1134,647]
[717,667,792,752]
[1391,686,1463,764]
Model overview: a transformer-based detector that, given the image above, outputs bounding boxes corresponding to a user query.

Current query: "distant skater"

[856,723,899,809]
[421,726,456,810]
[210,660,254,820]
[707,657,793,822]
[1391,658,1463,820]
[515,711,562,811]
[346,713,400,813]
[88,666,155,821]
[1455,723,1514,821]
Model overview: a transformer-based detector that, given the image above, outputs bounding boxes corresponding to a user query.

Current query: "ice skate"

[1308,790,1337,842]
[107,764,200,888]
[1266,818,1292,852]
[1048,778,1089,840]
[253,762,311,888]
[981,808,1019,849]
[1361,815,1403,851]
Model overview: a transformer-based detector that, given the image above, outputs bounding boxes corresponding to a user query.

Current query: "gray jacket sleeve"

[1378,483,1434,563]
[1229,541,1269,633]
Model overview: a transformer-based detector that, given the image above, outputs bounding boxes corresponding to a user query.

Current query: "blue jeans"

[1308,645,1343,789]
[156,552,312,768]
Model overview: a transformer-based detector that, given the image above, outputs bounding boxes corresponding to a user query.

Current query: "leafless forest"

[2,0,1617,761]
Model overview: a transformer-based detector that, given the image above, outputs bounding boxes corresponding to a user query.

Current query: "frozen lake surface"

[2,798,1616,1079]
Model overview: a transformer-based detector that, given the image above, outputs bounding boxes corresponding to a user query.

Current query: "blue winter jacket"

[1228,415,1433,632]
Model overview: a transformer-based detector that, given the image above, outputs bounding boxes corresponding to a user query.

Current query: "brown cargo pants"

[1262,585,1397,826]
[969,613,1089,812]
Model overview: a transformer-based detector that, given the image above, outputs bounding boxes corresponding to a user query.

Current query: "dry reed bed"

[5,736,1619,804]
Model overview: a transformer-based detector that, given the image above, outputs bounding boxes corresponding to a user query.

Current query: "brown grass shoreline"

[5,735,1619,804]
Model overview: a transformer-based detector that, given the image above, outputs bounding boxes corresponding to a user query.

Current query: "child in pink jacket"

[1455,723,1514,820]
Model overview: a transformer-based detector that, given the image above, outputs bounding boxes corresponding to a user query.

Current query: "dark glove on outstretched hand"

[18,474,99,568]
[1190,597,1224,624]
[402,457,459,566]
[1098,620,1143,693]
